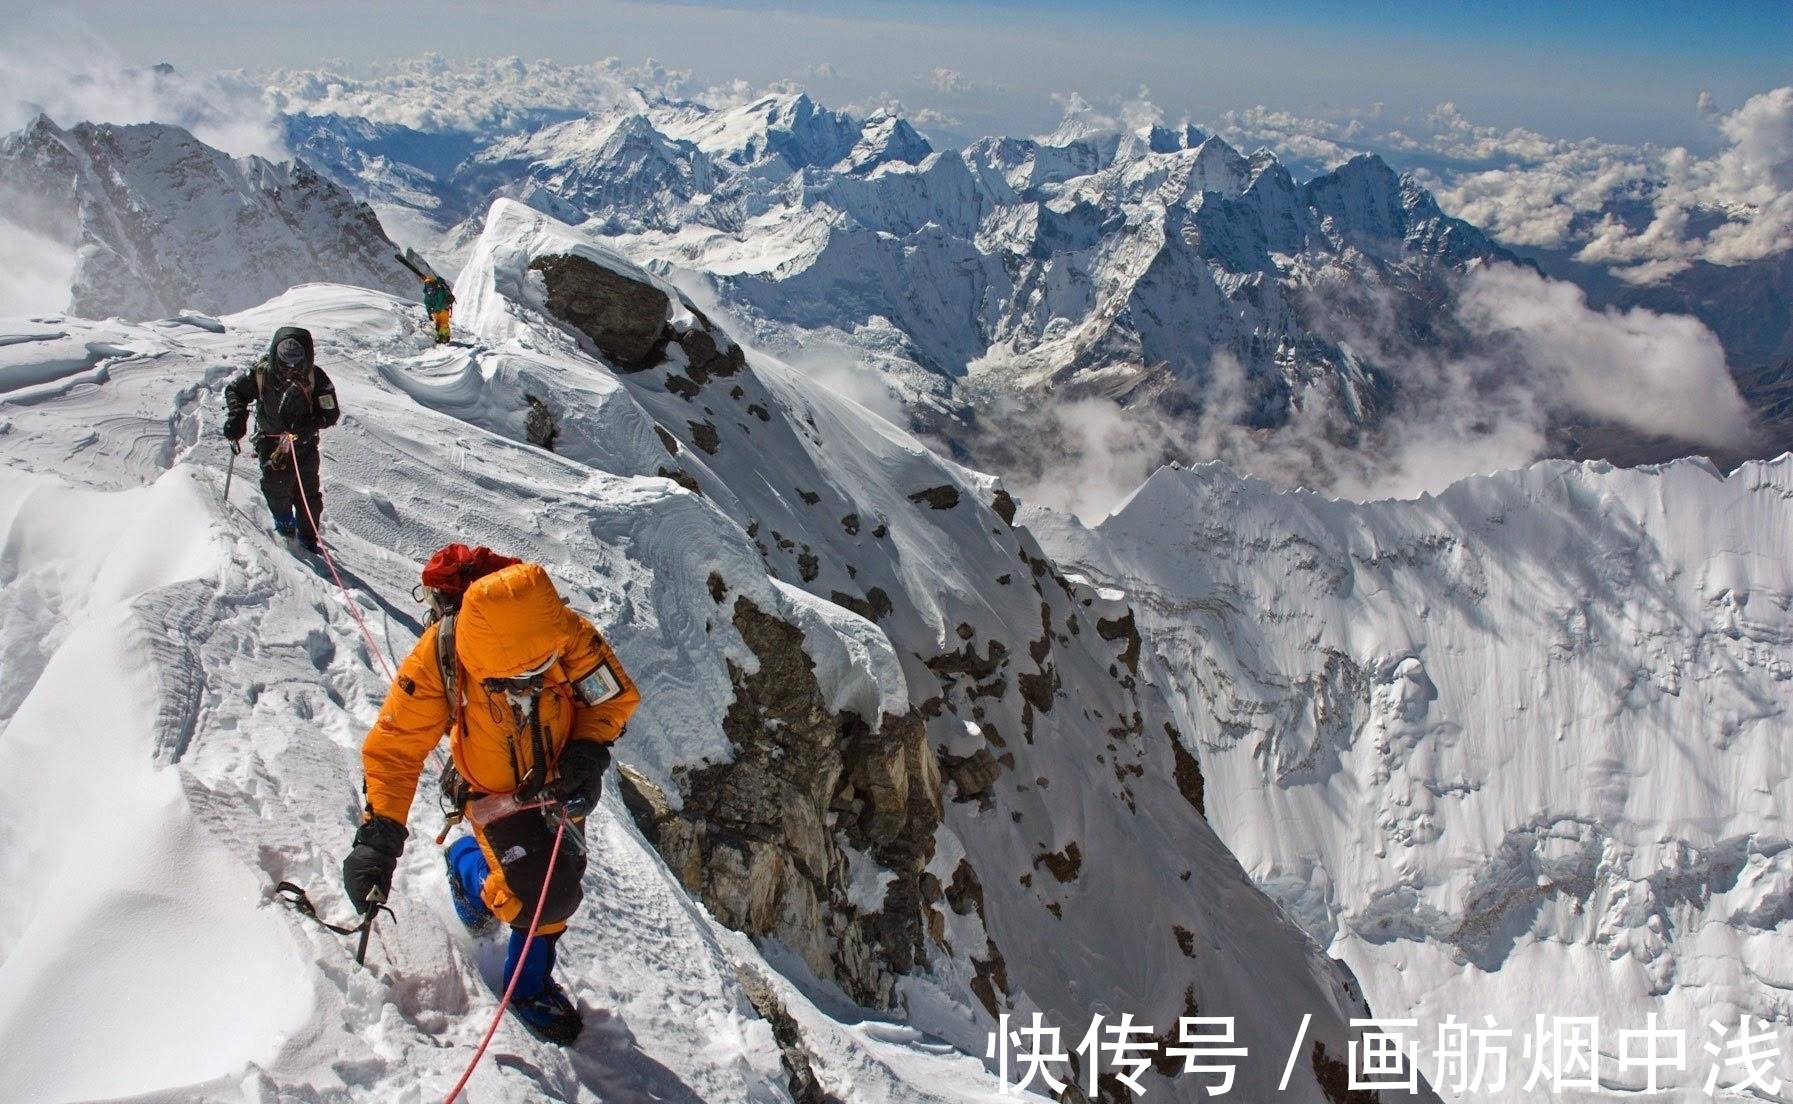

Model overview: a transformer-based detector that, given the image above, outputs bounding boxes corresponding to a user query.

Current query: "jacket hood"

[456,563,578,678]
[267,326,315,370]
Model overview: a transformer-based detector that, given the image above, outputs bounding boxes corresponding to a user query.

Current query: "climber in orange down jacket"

[342,555,639,1043]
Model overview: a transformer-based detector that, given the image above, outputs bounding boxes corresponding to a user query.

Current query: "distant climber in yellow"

[423,275,455,343]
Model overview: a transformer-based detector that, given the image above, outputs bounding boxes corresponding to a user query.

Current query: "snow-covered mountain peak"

[0,115,417,321]
[1035,92,1118,147]
[1142,122,1185,154]
[843,110,933,174]
[660,91,860,175]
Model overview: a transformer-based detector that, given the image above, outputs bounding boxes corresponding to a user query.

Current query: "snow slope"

[0,201,1395,1101]
[1031,460,1793,1101]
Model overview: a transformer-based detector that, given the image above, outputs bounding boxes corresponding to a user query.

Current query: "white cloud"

[1041,91,1119,142]
[1457,264,1752,444]
[1212,87,1793,281]
[1007,397,1178,522]
[929,68,972,94]
[0,219,77,316]
[1118,87,1162,133]
[266,55,687,133]
[1434,88,1793,278]
[0,36,284,159]
[995,263,1754,511]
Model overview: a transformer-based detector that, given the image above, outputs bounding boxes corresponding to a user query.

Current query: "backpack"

[416,543,523,704]
[419,544,524,814]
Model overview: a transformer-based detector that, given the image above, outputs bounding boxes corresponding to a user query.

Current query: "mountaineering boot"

[504,929,582,1044]
[444,835,496,934]
[512,977,581,1044]
[298,531,322,555]
[273,511,297,538]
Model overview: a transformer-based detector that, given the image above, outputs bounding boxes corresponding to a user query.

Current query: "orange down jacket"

[360,562,640,825]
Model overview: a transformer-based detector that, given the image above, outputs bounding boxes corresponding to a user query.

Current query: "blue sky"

[6,0,1788,150]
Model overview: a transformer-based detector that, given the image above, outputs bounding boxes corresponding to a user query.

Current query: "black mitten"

[342,815,407,912]
[552,741,611,816]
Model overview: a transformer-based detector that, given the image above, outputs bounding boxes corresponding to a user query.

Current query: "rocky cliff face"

[0,116,416,320]
[619,595,940,1009]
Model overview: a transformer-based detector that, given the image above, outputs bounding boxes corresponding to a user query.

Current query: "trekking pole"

[223,441,239,501]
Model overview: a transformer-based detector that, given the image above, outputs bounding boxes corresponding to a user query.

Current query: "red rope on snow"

[443,815,569,1104]
[284,433,397,684]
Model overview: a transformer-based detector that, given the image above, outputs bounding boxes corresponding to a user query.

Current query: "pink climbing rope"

[443,815,569,1103]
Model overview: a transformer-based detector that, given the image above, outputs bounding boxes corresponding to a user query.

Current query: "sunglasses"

[483,652,560,696]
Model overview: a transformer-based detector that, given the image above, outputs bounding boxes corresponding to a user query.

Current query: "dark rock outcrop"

[529,253,671,368]
[617,597,941,1008]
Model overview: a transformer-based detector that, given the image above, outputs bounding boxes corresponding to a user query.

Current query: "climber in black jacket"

[223,326,341,552]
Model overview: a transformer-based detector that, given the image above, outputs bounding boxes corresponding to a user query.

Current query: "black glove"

[342,815,407,913]
[552,741,611,816]
[223,413,246,443]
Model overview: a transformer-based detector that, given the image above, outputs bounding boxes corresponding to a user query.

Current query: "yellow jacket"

[361,562,639,824]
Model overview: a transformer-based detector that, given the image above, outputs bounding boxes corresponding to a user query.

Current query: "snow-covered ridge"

[0,200,1401,1101]
[1033,455,1793,1101]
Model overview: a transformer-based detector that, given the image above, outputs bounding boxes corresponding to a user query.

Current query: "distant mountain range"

[5,88,1786,484]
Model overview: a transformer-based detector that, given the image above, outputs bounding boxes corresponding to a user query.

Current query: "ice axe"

[273,881,393,968]
[356,886,386,966]
[223,440,239,501]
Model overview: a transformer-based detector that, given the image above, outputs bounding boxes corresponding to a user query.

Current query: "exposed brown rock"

[736,967,843,1104]
[1035,841,1082,883]
[1167,723,1206,818]
[618,597,939,1009]
[1082,609,1140,677]
[939,746,1001,801]
[529,253,670,369]
[907,485,961,510]
[1313,1041,1381,1103]
[656,466,701,494]
[676,325,745,384]
[991,488,1017,525]
[1173,924,1195,957]
[926,638,1008,682]
[1017,666,1058,712]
